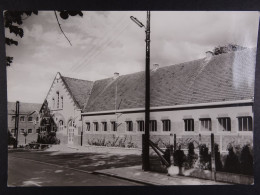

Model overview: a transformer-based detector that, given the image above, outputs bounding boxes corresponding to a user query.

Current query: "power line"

[68,14,128,72]
[73,21,130,72]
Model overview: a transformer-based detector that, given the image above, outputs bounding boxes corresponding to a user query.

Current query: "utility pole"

[14,101,20,148]
[143,11,151,171]
[130,11,151,171]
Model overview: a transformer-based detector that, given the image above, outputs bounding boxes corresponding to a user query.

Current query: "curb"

[92,171,159,186]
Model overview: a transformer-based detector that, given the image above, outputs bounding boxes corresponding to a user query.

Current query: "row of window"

[85,116,253,132]
[11,129,33,134]
[52,91,64,109]
[11,116,39,122]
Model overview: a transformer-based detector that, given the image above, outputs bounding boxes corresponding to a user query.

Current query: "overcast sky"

[6,11,259,104]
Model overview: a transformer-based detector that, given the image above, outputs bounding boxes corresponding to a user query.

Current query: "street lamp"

[130,11,151,171]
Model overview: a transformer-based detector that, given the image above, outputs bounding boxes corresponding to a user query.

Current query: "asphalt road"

[8,150,145,186]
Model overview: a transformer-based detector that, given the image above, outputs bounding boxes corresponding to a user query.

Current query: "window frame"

[11,116,15,121]
[126,121,133,131]
[184,119,194,132]
[102,122,107,131]
[85,122,91,132]
[28,116,33,122]
[149,120,157,132]
[111,121,117,131]
[200,118,212,131]
[28,129,33,134]
[238,116,253,132]
[93,122,99,131]
[162,119,171,132]
[20,116,25,122]
[137,120,145,132]
[20,129,25,134]
[218,117,231,131]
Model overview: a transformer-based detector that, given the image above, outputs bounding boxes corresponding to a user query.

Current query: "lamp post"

[130,11,151,171]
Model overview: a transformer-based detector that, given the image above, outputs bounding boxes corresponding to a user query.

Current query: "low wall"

[84,145,142,155]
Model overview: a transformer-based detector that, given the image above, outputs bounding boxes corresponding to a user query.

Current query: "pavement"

[8,145,230,186]
[93,165,228,185]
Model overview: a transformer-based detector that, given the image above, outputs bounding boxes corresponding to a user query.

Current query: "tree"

[8,130,17,146]
[212,44,247,56]
[4,11,83,66]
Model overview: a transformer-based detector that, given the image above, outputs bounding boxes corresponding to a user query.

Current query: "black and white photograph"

[4,11,259,186]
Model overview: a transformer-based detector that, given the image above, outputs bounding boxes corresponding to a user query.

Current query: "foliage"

[87,135,137,148]
[174,147,186,167]
[212,44,246,56]
[4,11,83,66]
[214,144,223,171]
[240,145,253,175]
[8,130,17,146]
[37,131,60,144]
[224,146,240,174]
[199,144,211,170]
[184,142,198,169]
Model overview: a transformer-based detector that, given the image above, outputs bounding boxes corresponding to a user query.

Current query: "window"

[11,116,15,121]
[61,96,64,109]
[149,120,157,132]
[59,120,64,131]
[28,117,33,122]
[52,97,55,109]
[218,117,231,131]
[137,120,145,131]
[20,129,25,134]
[36,129,40,133]
[200,118,211,131]
[57,92,59,109]
[28,129,32,134]
[36,117,39,122]
[111,121,117,131]
[184,119,194,131]
[238,117,253,131]
[11,129,15,134]
[93,122,99,131]
[20,116,25,122]
[102,122,107,131]
[126,121,133,131]
[162,120,171,131]
[85,122,90,131]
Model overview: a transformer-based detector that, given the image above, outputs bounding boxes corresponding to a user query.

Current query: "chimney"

[113,72,119,80]
[205,51,213,61]
[152,63,159,72]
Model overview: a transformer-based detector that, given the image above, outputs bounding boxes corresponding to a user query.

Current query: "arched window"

[59,120,64,131]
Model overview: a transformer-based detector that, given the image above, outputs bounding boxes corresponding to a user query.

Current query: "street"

[8,150,144,186]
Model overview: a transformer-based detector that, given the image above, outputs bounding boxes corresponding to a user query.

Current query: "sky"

[5,11,260,104]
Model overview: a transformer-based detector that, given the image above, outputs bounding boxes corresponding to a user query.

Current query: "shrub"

[214,144,223,171]
[37,131,60,144]
[224,146,240,174]
[199,144,211,170]
[240,145,253,175]
[184,142,198,169]
[174,147,186,167]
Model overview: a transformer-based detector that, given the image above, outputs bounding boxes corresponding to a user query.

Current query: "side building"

[8,102,41,146]
[81,48,255,152]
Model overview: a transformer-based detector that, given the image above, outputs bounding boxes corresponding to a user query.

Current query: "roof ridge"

[62,75,93,83]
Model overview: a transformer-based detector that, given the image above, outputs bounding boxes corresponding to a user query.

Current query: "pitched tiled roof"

[8,102,42,115]
[61,76,93,109]
[83,48,256,112]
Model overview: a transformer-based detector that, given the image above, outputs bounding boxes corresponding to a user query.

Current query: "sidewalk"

[94,165,229,185]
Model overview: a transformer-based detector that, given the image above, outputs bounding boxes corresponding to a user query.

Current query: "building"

[8,102,41,146]
[43,72,93,144]
[46,48,256,151]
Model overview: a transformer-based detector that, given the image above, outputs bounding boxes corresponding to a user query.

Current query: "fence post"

[211,133,216,181]
[170,133,174,165]
[174,134,176,152]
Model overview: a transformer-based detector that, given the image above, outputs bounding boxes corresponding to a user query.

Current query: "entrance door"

[68,120,74,144]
